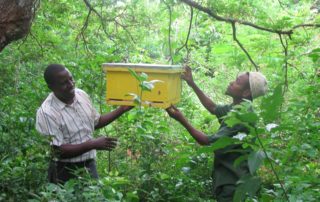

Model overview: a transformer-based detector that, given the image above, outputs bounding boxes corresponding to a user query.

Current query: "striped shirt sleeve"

[36,107,63,146]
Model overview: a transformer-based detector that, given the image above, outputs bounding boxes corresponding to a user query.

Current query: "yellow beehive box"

[102,63,183,108]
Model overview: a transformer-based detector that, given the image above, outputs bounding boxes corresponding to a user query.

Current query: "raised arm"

[166,106,210,145]
[182,66,217,115]
[95,105,133,129]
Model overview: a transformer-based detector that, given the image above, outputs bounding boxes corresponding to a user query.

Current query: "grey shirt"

[208,105,251,189]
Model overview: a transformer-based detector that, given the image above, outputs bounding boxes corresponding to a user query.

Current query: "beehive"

[102,63,183,108]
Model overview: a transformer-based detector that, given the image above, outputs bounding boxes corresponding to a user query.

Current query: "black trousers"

[215,184,236,202]
[48,159,98,184]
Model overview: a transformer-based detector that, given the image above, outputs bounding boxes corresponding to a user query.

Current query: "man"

[166,66,267,201]
[36,64,132,183]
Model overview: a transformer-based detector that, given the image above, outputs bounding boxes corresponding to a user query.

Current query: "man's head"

[44,64,75,104]
[226,72,267,101]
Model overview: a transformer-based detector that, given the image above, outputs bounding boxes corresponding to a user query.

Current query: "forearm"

[187,81,216,114]
[54,140,95,159]
[174,116,210,145]
[95,107,128,129]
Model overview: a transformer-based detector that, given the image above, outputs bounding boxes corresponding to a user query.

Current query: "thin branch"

[82,0,136,44]
[279,34,288,90]
[83,0,109,36]
[292,23,320,29]
[75,9,92,54]
[114,19,136,43]
[287,62,306,79]
[277,0,287,10]
[255,129,290,202]
[181,0,320,35]
[83,0,103,20]
[163,0,173,64]
[231,22,259,71]
[29,32,44,55]
[175,6,193,59]
[180,0,293,35]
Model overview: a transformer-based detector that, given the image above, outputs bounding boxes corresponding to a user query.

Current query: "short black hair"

[44,64,66,85]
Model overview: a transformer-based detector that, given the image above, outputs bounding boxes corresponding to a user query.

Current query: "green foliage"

[248,150,265,174]
[0,0,319,201]
[261,84,284,123]
[234,175,262,202]
[307,47,320,63]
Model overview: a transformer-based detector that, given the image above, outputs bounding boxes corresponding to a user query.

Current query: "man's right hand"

[181,66,194,85]
[93,137,118,151]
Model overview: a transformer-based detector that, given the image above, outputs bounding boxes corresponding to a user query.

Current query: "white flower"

[266,123,278,132]
[233,133,247,141]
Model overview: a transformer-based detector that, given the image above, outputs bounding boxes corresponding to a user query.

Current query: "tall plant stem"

[254,128,290,202]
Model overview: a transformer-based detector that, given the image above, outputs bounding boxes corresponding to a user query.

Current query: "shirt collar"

[51,91,78,110]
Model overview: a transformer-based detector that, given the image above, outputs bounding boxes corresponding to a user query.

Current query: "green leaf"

[128,68,141,82]
[149,79,164,85]
[234,154,248,168]
[307,48,320,63]
[225,116,241,127]
[234,174,261,201]
[238,112,258,124]
[159,173,170,180]
[126,191,139,202]
[248,150,265,174]
[140,72,148,81]
[211,136,237,151]
[143,134,155,140]
[126,93,141,105]
[261,84,284,123]
[140,81,154,91]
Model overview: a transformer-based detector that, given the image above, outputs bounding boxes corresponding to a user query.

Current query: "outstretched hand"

[119,105,134,112]
[166,105,185,121]
[93,137,118,151]
[181,65,194,84]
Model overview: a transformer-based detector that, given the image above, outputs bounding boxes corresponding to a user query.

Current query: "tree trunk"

[0,0,37,52]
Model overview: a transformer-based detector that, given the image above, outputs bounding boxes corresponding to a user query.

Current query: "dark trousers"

[215,184,236,202]
[48,159,98,184]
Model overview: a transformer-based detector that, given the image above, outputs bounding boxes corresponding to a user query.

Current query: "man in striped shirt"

[36,64,132,183]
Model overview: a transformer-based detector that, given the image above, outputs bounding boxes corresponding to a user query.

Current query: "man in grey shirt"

[166,66,267,201]
[36,64,132,183]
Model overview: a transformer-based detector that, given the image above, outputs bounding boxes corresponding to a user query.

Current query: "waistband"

[55,159,95,167]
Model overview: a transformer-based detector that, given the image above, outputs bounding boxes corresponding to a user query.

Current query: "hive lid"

[102,63,182,70]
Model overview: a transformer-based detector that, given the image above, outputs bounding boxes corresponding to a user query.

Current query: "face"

[49,68,75,103]
[225,73,250,99]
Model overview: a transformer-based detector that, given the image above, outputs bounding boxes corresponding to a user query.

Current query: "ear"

[242,88,251,99]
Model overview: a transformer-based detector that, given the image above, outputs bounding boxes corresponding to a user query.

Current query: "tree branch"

[163,0,173,64]
[180,0,294,35]
[82,0,136,44]
[75,9,92,54]
[231,22,259,71]
[83,0,103,20]
[181,0,320,36]
[292,23,320,29]
[175,6,193,60]
[279,34,289,90]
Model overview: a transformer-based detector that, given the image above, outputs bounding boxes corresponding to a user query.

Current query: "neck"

[54,94,74,105]
[232,97,243,105]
